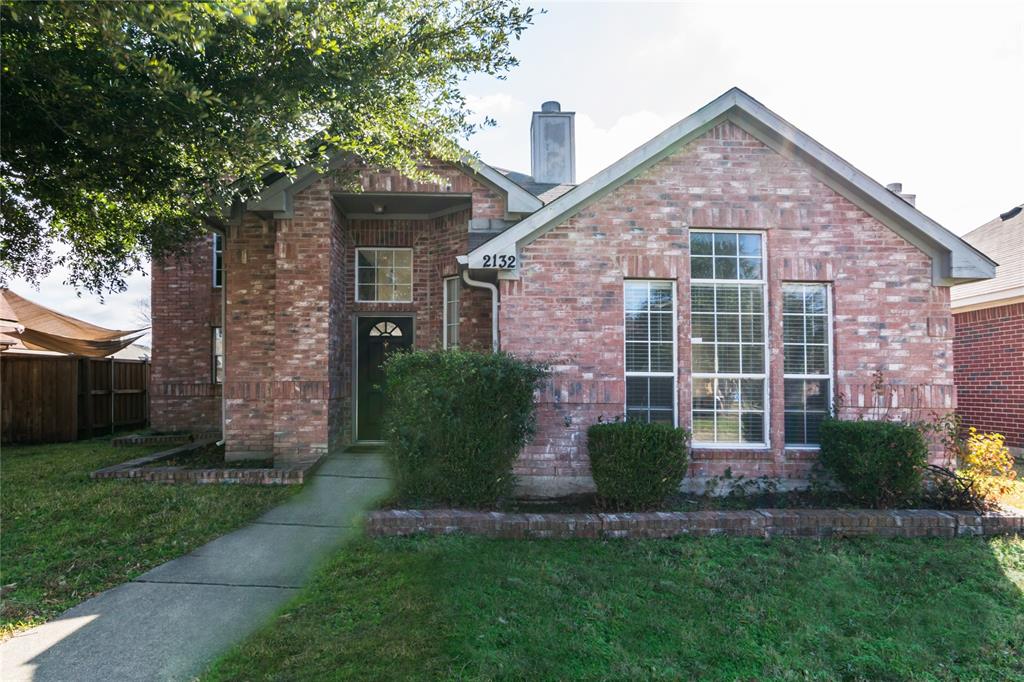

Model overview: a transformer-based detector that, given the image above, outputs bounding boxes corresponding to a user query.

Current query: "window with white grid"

[444,277,460,348]
[690,230,767,445]
[624,280,676,424]
[783,283,833,446]
[356,248,412,303]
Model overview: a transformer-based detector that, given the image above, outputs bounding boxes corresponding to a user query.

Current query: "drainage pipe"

[462,270,499,353]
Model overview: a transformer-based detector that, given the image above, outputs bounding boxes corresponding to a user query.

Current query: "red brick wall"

[500,121,955,491]
[216,167,496,462]
[150,235,222,432]
[954,302,1024,448]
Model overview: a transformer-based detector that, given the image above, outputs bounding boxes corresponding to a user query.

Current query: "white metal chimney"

[531,101,575,184]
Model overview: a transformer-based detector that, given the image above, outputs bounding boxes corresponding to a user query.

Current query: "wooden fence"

[1,354,150,444]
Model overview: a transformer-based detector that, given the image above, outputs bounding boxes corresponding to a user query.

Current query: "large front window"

[783,283,833,446]
[624,280,676,424]
[356,248,412,303]
[690,230,767,446]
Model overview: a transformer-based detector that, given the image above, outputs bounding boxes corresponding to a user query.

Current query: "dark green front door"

[357,317,413,441]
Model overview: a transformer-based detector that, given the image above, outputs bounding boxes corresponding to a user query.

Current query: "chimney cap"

[540,101,561,113]
[885,182,903,193]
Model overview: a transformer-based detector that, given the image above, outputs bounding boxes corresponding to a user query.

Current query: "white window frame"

[212,233,224,288]
[211,326,224,384]
[690,228,769,449]
[355,247,413,303]
[443,276,460,349]
[782,282,834,449]
[623,279,678,426]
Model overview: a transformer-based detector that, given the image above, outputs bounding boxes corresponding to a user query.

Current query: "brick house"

[151,88,995,494]
[951,204,1023,453]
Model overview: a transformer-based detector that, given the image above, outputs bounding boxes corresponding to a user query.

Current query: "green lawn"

[0,438,298,637]
[205,535,1024,681]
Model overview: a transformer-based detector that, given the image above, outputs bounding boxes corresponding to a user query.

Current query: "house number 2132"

[481,254,517,268]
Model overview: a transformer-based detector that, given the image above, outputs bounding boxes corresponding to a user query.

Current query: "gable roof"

[464,88,995,286]
[950,204,1023,311]
[242,154,543,218]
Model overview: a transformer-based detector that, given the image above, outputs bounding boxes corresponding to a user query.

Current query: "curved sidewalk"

[0,450,390,682]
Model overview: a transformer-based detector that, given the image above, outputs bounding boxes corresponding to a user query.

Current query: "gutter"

[461,269,499,353]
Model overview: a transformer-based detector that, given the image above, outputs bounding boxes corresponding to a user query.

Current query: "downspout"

[462,270,499,353]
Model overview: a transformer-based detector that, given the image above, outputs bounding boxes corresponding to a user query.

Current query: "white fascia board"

[461,157,543,214]
[466,87,997,286]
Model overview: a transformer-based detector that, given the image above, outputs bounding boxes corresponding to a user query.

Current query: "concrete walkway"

[0,450,391,682]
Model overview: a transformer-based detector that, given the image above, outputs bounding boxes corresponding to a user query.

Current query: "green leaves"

[0,0,534,292]
[588,421,691,509]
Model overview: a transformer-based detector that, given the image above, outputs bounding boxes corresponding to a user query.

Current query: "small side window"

[213,233,224,288]
[444,277,460,348]
[211,327,224,384]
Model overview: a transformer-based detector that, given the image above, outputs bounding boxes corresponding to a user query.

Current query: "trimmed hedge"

[383,348,546,507]
[587,420,690,509]
[819,419,928,508]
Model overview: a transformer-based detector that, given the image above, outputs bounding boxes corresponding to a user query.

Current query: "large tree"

[1,0,533,292]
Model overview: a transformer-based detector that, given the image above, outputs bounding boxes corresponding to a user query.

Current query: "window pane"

[714,257,737,280]
[740,286,763,313]
[691,256,713,279]
[649,377,674,410]
[649,410,674,425]
[358,283,375,301]
[740,379,764,410]
[717,314,739,342]
[717,379,740,410]
[806,316,827,344]
[356,249,413,302]
[626,376,648,408]
[650,343,673,372]
[394,250,411,267]
[625,342,649,372]
[741,345,764,373]
[739,258,762,280]
[716,286,739,312]
[650,313,673,341]
[624,283,649,311]
[693,412,715,440]
[806,412,826,443]
[691,232,714,255]
[783,315,804,343]
[784,412,806,445]
[805,379,830,411]
[741,314,764,343]
[783,289,803,314]
[358,251,374,267]
[738,233,761,257]
[692,314,715,341]
[649,284,673,311]
[806,345,828,374]
[625,312,648,341]
[692,285,714,312]
[805,286,827,314]
[692,344,715,372]
[784,345,805,374]
[714,232,737,255]
[741,413,764,443]
[717,344,740,373]
[784,379,805,409]
[692,378,715,410]
[717,413,740,441]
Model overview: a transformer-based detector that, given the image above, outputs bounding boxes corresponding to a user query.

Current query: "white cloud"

[574,110,676,180]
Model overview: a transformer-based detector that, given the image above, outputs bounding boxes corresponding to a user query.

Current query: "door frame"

[352,313,416,444]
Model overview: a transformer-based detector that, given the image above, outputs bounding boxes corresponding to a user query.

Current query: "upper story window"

[783,283,833,447]
[690,230,767,446]
[356,248,412,303]
[212,233,224,288]
[444,276,460,348]
[624,280,676,425]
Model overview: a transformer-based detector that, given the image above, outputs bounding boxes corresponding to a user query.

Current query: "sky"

[8,0,1023,336]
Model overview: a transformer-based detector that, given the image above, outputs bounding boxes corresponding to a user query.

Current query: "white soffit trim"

[466,87,996,286]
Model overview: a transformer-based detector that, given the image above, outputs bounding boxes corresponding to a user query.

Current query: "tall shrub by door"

[383,349,546,506]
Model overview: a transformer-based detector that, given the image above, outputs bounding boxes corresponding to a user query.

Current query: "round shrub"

[383,348,546,507]
[819,419,928,508]
[587,420,690,509]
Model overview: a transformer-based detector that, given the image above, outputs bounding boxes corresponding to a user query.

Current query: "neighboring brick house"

[151,88,995,494]
[951,204,1024,453]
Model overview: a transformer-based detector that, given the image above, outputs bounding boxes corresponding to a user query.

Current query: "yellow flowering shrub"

[960,428,1017,498]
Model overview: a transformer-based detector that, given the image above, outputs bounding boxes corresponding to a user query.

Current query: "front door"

[357,317,414,441]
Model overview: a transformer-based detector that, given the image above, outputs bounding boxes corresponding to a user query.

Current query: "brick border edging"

[367,508,1024,539]
[112,431,221,447]
[91,439,308,485]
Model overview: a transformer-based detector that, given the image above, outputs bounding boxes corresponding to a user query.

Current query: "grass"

[0,438,299,637]
[205,535,1024,681]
